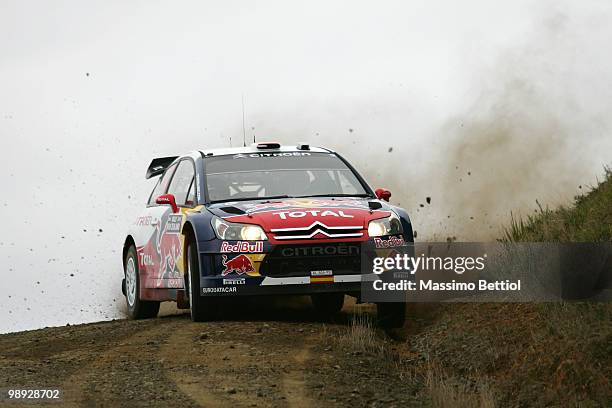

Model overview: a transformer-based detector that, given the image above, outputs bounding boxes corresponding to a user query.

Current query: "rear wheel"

[124,246,160,319]
[377,302,406,329]
[186,241,215,322]
[311,293,345,318]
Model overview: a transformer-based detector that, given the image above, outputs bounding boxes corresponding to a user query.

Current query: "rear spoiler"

[146,156,178,179]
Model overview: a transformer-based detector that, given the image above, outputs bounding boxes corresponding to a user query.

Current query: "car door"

[133,162,178,289]
[156,159,197,289]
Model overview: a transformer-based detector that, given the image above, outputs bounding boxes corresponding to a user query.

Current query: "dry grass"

[404,303,612,406]
[502,167,612,242]
[425,364,496,408]
[330,171,611,405]
[496,171,612,404]
[340,313,380,353]
[326,308,411,371]
[334,310,501,407]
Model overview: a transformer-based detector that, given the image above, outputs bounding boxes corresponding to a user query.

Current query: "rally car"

[122,143,414,328]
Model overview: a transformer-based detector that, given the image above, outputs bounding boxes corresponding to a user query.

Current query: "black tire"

[311,293,345,318]
[124,246,160,319]
[377,302,406,329]
[186,241,216,322]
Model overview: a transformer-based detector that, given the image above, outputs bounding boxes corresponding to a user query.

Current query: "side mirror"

[156,194,179,213]
[375,188,392,202]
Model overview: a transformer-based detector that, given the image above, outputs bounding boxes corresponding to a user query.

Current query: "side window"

[148,163,177,205]
[167,160,196,207]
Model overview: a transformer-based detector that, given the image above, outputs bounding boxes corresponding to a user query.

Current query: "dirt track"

[0,297,423,408]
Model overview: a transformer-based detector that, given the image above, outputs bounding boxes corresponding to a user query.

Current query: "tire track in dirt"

[281,337,315,408]
[158,322,234,408]
[158,319,319,408]
[59,322,172,407]
[0,319,181,407]
[0,301,426,407]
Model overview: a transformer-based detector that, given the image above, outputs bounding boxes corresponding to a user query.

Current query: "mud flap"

[176,290,190,309]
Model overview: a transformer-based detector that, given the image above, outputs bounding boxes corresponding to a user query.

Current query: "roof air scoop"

[255,142,281,149]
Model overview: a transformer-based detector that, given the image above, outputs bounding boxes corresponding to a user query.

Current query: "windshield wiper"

[210,195,294,204]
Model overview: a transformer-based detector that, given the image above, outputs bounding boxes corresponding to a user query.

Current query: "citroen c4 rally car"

[122,143,414,328]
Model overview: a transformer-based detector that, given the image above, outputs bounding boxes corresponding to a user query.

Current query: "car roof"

[199,144,332,157]
[146,145,335,178]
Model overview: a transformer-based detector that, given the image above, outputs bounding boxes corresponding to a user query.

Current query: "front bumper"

[200,279,368,296]
[196,238,407,297]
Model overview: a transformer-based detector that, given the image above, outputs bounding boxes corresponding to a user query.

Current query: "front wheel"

[124,246,160,319]
[186,241,215,322]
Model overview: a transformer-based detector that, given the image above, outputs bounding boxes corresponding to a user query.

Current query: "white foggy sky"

[1,0,611,333]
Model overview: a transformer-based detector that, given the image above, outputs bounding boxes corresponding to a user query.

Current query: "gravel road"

[0,297,422,407]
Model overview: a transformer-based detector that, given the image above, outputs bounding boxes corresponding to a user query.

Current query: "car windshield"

[205,152,370,202]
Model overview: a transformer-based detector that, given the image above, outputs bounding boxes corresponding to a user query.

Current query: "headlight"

[367,213,403,237]
[212,217,268,241]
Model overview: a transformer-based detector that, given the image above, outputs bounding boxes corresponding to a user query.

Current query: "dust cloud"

[317,8,612,241]
[423,9,612,240]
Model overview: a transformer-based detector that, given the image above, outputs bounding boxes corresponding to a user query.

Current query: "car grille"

[260,243,362,278]
[270,221,364,240]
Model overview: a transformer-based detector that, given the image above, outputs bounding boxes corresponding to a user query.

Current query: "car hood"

[207,197,392,242]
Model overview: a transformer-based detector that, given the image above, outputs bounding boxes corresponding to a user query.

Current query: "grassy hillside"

[504,167,612,242]
[419,170,611,406]
[351,170,612,407]
[402,302,611,407]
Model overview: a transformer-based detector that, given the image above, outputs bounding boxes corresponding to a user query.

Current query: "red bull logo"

[221,254,255,276]
[373,235,407,249]
[159,232,181,278]
[220,241,264,253]
[157,214,183,281]
[388,249,400,259]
